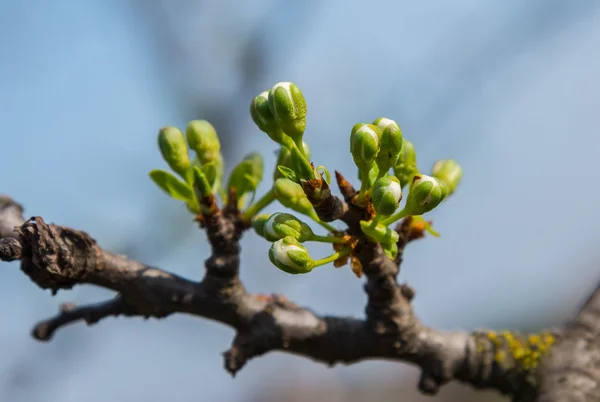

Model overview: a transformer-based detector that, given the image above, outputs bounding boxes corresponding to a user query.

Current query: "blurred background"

[1,0,599,401]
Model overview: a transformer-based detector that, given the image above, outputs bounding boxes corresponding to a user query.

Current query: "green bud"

[269,236,314,274]
[273,178,316,217]
[158,126,191,180]
[252,214,270,238]
[268,82,307,140]
[185,120,221,165]
[404,174,446,215]
[373,117,403,174]
[382,241,398,260]
[393,139,418,189]
[350,123,380,172]
[371,175,402,217]
[274,143,310,181]
[431,159,462,196]
[263,212,314,242]
[359,220,400,245]
[227,152,264,206]
[250,90,285,144]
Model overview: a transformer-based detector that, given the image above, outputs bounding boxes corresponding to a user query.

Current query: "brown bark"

[0,193,597,401]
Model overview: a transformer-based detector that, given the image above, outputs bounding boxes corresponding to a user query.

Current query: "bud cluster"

[150,79,464,278]
[150,120,224,213]
[253,212,349,274]
[250,82,314,182]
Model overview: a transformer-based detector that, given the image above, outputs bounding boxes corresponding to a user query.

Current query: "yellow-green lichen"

[483,330,555,373]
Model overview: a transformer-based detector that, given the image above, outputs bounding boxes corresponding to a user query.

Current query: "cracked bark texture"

[0,193,598,401]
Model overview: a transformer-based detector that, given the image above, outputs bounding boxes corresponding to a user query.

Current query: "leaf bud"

[268,82,307,142]
[263,212,314,242]
[185,120,221,165]
[393,139,418,189]
[158,126,191,180]
[371,175,402,217]
[403,174,447,215]
[431,159,462,196]
[373,117,403,174]
[350,123,380,173]
[250,90,285,144]
[269,236,314,274]
[252,214,271,238]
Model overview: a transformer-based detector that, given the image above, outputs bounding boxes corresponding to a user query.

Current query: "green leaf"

[201,161,218,186]
[290,144,314,180]
[186,199,200,214]
[192,166,213,199]
[149,169,194,201]
[277,165,297,182]
[227,153,264,207]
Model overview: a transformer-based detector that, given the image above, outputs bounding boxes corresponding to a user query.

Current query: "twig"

[33,297,125,341]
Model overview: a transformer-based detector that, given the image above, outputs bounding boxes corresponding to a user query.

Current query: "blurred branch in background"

[123,0,270,159]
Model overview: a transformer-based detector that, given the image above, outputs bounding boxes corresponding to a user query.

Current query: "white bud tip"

[264,213,279,239]
[389,180,402,201]
[273,82,293,92]
[414,174,436,186]
[356,126,379,141]
[413,175,439,206]
[273,239,305,270]
[376,118,395,130]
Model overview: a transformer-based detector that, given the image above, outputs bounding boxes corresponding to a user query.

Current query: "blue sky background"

[1,1,600,401]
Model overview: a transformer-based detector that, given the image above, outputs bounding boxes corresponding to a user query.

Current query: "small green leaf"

[201,161,217,186]
[277,166,297,182]
[192,166,212,199]
[226,153,263,208]
[186,199,200,214]
[315,165,331,184]
[290,145,314,180]
[149,169,194,201]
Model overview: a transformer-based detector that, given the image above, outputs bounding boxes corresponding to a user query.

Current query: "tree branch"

[537,281,600,401]
[0,193,595,401]
[33,297,126,341]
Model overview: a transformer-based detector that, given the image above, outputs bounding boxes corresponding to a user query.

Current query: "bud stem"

[293,137,307,158]
[311,216,338,233]
[356,168,372,206]
[380,207,409,226]
[242,189,276,221]
[375,166,388,181]
[312,247,351,268]
[309,234,347,244]
[280,134,296,151]
[370,215,383,227]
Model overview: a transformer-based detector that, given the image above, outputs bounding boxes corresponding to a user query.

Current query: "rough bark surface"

[0,192,597,401]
